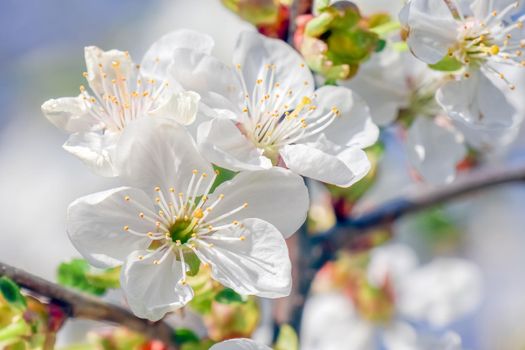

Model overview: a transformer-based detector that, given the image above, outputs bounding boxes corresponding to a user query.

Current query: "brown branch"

[0,263,179,349]
[340,164,525,231]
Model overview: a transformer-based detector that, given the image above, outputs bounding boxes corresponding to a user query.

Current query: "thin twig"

[0,263,179,349]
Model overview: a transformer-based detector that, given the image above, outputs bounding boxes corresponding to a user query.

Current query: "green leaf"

[57,259,109,296]
[189,288,215,315]
[173,328,200,345]
[428,56,463,72]
[0,277,27,311]
[214,288,245,304]
[275,324,299,350]
[211,166,237,193]
[184,252,201,277]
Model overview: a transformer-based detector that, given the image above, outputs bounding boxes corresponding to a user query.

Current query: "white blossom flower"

[66,117,308,321]
[301,244,482,350]
[169,31,379,188]
[41,30,213,176]
[400,0,523,148]
[211,338,271,350]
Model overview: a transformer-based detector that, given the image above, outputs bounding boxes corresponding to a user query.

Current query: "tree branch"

[318,164,525,239]
[0,263,179,349]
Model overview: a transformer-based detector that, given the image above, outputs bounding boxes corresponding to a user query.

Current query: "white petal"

[367,243,419,289]
[63,131,119,177]
[121,249,194,321]
[402,0,458,64]
[84,46,135,96]
[116,117,214,197]
[398,258,483,327]
[205,167,309,238]
[169,48,243,115]
[280,137,371,188]
[233,31,315,107]
[197,118,272,171]
[211,339,271,350]
[407,117,466,185]
[67,187,153,268]
[301,293,374,350]
[194,218,292,298]
[41,95,98,133]
[383,323,463,350]
[437,71,518,149]
[341,48,411,126]
[311,85,379,148]
[149,90,200,125]
[141,29,214,81]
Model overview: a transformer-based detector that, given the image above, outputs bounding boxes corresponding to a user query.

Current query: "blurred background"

[1,1,525,349]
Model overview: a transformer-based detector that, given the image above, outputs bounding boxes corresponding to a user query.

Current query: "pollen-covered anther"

[242,202,248,208]
[192,169,198,175]
[239,235,246,241]
[139,212,145,219]
[331,107,341,116]
[489,45,500,55]
[233,220,240,225]
[154,186,161,192]
[153,260,160,265]
[123,225,129,231]
[138,255,144,260]
[256,79,263,85]
[242,107,249,113]
[180,279,187,285]
[193,208,204,219]
[175,240,182,246]
[147,232,154,238]
[124,195,131,201]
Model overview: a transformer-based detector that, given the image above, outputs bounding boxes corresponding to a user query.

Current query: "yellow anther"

[139,212,145,219]
[242,107,248,113]
[192,169,198,175]
[236,63,241,70]
[219,194,225,199]
[239,235,246,241]
[138,255,144,260]
[156,221,161,227]
[202,173,208,178]
[123,225,129,231]
[111,79,116,84]
[154,186,161,192]
[489,45,500,55]
[176,240,182,246]
[89,97,96,103]
[124,196,131,201]
[147,232,154,238]
[300,63,305,68]
[82,72,88,78]
[492,10,497,16]
[233,220,239,225]
[169,187,175,192]
[193,208,204,219]
[208,225,214,231]
[464,72,471,78]
[180,279,187,285]
[143,91,149,97]
[215,169,221,175]
[243,202,248,208]
[275,82,280,88]
[301,96,312,105]
[304,81,309,86]
[331,107,341,116]
[158,210,164,216]
[153,260,160,265]
[256,79,263,85]
[155,197,161,203]
[111,60,120,68]
[79,85,85,92]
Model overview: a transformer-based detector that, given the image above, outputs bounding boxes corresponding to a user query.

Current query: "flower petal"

[141,29,214,81]
[301,293,374,350]
[116,117,214,197]
[383,322,463,350]
[121,249,194,321]
[233,31,314,108]
[406,117,466,185]
[148,90,200,125]
[397,258,483,327]
[211,339,271,350]
[311,85,379,148]
[367,243,419,289]
[67,187,153,268]
[169,48,243,115]
[84,46,135,97]
[401,0,458,64]
[436,71,518,149]
[63,131,119,177]
[280,137,371,188]
[205,167,309,238]
[197,118,272,171]
[41,95,98,133]
[194,218,292,298]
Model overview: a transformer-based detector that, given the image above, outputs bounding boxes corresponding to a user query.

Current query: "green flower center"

[168,219,194,245]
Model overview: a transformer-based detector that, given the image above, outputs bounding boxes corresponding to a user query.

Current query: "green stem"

[0,318,30,343]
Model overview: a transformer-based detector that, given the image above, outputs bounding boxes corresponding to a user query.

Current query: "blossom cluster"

[38,0,524,347]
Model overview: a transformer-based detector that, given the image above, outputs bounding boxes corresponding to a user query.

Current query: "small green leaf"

[189,288,215,315]
[275,324,299,350]
[173,328,200,345]
[428,56,463,72]
[214,288,245,304]
[57,259,108,296]
[184,252,201,277]
[0,277,27,311]
[211,166,237,192]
